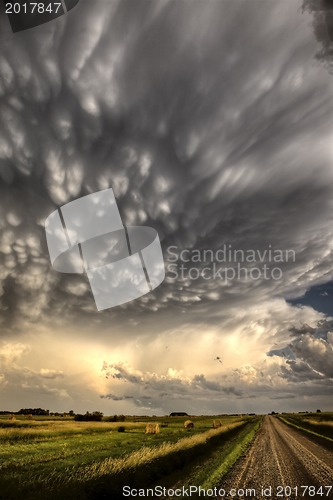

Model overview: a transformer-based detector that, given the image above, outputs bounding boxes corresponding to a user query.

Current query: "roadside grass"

[0,415,249,499]
[201,416,262,490]
[159,416,262,498]
[303,419,333,427]
[278,412,333,444]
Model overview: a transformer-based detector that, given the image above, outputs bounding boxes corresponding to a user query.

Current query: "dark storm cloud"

[288,324,316,336]
[288,334,333,378]
[0,0,332,335]
[281,360,324,382]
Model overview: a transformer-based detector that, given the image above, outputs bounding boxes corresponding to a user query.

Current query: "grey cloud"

[281,361,324,382]
[99,357,332,412]
[100,393,134,401]
[192,374,242,397]
[269,394,296,400]
[267,346,296,360]
[102,362,243,398]
[288,324,317,336]
[270,320,333,382]
[100,394,153,405]
[289,334,333,378]
[103,363,142,384]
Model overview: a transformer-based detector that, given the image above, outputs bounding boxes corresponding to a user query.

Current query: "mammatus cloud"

[0,0,333,332]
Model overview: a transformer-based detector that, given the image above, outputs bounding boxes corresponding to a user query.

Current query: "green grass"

[278,412,333,444]
[201,416,262,490]
[156,416,262,498]
[0,414,252,499]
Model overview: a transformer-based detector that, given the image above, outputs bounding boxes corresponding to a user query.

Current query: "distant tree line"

[17,408,50,416]
[0,409,129,421]
[74,411,104,422]
[105,414,126,422]
[0,409,107,419]
[73,412,126,422]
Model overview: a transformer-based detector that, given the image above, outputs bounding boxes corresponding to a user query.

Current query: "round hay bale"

[212,420,222,429]
[145,422,160,434]
[184,420,194,429]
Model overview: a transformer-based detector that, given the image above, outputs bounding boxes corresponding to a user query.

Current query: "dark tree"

[74,411,103,422]
[17,408,49,416]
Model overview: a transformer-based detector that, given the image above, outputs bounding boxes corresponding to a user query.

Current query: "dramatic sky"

[0,0,333,415]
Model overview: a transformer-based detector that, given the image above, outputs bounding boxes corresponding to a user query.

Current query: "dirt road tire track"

[219,416,333,499]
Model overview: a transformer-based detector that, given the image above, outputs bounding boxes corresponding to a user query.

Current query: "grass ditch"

[201,416,262,490]
[278,416,333,448]
[158,416,262,499]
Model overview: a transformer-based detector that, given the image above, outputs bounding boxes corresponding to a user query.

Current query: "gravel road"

[219,416,333,500]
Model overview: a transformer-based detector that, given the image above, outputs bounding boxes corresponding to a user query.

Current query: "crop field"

[278,412,333,442]
[0,414,260,499]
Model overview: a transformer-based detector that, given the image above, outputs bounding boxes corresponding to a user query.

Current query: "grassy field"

[278,412,333,443]
[0,414,259,499]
